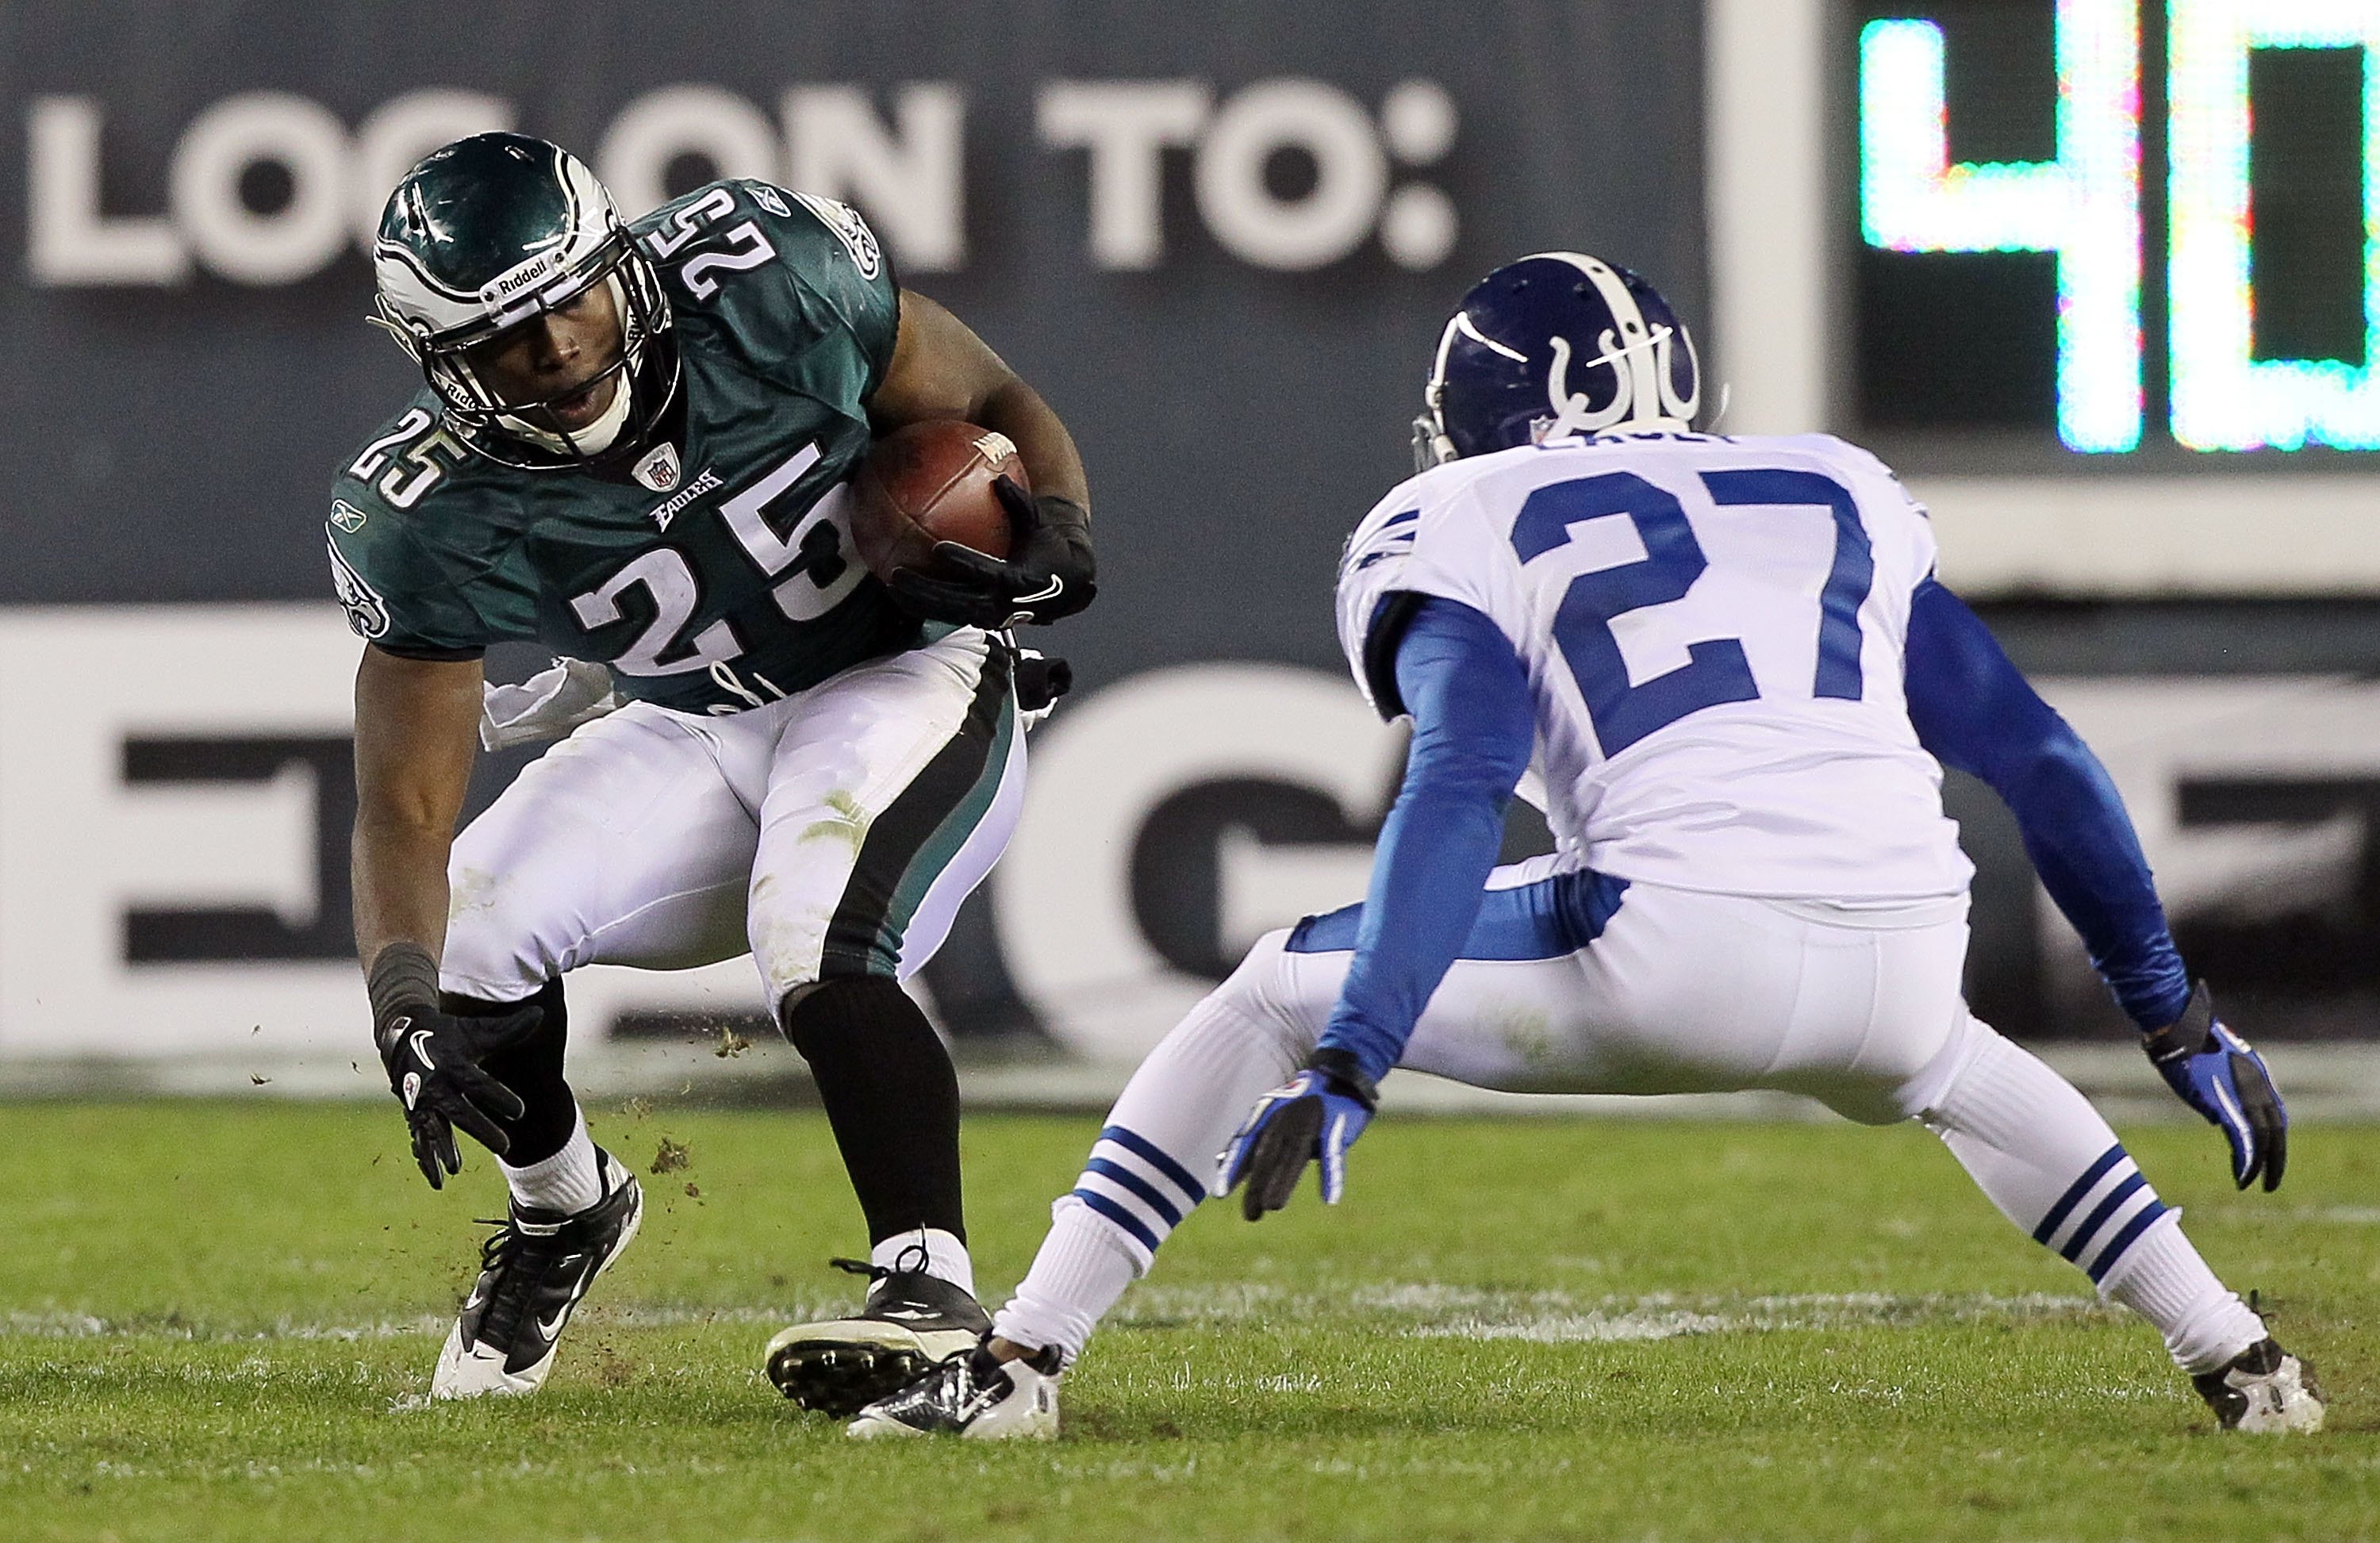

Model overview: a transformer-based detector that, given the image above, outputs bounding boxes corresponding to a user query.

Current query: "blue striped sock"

[2030,1142,2170,1284]
[1068,1124,1210,1263]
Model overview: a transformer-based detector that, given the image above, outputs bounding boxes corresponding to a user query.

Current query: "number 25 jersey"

[1335,429,1973,901]
[325,180,912,716]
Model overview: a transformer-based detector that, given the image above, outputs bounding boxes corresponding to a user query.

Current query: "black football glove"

[886,476,1096,628]
[368,943,543,1189]
[2141,981,2288,1192]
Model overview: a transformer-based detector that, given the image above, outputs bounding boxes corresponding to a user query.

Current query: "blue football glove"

[2141,981,2287,1192]
[1213,1049,1379,1219]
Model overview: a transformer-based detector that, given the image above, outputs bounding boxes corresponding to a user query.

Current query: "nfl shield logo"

[632,441,681,492]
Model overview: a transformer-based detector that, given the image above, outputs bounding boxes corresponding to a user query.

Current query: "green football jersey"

[327,179,919,714]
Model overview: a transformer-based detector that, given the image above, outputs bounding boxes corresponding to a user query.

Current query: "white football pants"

[440,628,1023,1011]
[997,862,2266,1374]
[1299,862,1973,1119]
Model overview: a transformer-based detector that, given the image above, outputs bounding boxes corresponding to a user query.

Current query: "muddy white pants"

[440,628,1023,1012]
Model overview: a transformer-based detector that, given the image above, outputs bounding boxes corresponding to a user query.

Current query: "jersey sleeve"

[666,180,901,398]
[1334,473,1514,720]
[324,475,501,660]
[1316,596,1537,1085]
[1905,578,2191,1030]
[1802,433,1939,587]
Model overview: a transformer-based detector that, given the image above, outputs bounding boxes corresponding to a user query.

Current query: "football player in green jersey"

[332,133,1093,1413]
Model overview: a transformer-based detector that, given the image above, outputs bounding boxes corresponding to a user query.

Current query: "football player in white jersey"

[851,254,2323,1440]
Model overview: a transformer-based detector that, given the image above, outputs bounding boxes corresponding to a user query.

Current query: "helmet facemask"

[374,227,678,470]
[370,134,681,473]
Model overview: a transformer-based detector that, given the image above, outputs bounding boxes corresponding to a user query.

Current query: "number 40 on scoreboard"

[1859,0,2378,454]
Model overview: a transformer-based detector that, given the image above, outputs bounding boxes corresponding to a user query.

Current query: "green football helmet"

[370,132,677,469]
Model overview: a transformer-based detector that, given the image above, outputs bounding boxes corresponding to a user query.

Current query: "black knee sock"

[781,976,965,1246]
[443,978,577,1168]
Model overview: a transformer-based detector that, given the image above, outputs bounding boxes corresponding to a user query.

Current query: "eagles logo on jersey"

[328,135,915,716]
[326,537,390,640]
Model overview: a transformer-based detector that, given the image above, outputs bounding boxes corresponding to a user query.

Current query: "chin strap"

[497,360,635,455]
[1411,409,1459,473]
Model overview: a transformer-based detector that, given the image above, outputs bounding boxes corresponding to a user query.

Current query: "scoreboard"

[1849,0,2378,459]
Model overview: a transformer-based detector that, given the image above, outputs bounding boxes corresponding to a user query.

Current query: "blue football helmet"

[1413,252,1702,470]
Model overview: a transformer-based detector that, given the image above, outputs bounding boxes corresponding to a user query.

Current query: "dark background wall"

[1,1,2374,1058]
[0,0,1705,695]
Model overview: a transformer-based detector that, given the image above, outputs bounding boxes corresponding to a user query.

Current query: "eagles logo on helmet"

[1414,251,1703,471]
[368,132,680,471]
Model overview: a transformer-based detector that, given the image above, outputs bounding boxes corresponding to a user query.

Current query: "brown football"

[848,420,1023,582]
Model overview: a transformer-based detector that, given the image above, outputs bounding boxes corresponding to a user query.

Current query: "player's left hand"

[2141,981,2288,1192]
[374,1003,545,1190]
[1214,1049,1379,1219]
[886,478,1095,628]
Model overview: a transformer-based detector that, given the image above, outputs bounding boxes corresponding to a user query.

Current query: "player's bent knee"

[1802,997,1982,1127]
[437,957,552,1006]
[774,972,936,1057]
[769,957,884,1038]
[1809,1077,1917,1127]
[440,978,563,1022]
[1896,1011,1993,1125]
[1212,927,1322,1059]
[772,975,828,1031]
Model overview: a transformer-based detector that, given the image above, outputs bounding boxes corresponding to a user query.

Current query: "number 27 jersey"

[1335,430,1972,901]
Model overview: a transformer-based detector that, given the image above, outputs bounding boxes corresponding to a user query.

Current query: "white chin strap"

[499,370,632,455]
[493,274,638,456]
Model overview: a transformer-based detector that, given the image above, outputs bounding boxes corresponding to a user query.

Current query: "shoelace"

[828,1232,937,1287]
[471,1217,565,1349]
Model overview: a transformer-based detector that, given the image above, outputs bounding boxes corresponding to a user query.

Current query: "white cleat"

[429,1150,643,1400]
[2192,1338,2326,1434]
[846,1342,1062,1441]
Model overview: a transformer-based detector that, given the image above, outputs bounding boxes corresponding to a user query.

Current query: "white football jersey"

[1335,429,1971,900]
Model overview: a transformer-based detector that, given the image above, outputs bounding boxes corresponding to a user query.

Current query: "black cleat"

[2191,1337,2326,1433]
[765,1260,992,1417]
[430,1149,642,1399]
[848,1340,1063,1440]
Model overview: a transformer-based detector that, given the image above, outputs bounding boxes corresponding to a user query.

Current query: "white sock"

[994,1196,1146,1368]
[1922,1020,2163,1269]
[501,1106,605,1215]
[1918,1020,2260,1366]
[871,1226,974,1298]
[2097,1211,2267,1372]
[1918,1019,2126,1213]
[990,939,1311,1366]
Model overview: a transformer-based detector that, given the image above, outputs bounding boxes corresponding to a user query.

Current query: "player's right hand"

[374,1003,543,1189]
[885,478,1095,628]
[2141,981,2287,1192]
[1214,1050,1379,1219]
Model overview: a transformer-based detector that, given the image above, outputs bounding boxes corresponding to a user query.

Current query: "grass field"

[2,1100,2375,1541]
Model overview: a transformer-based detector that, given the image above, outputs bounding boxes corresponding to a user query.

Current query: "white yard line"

[1115,1282,2117,1341]
[0,1302,835,1343]
[3,1287,2114,1345]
